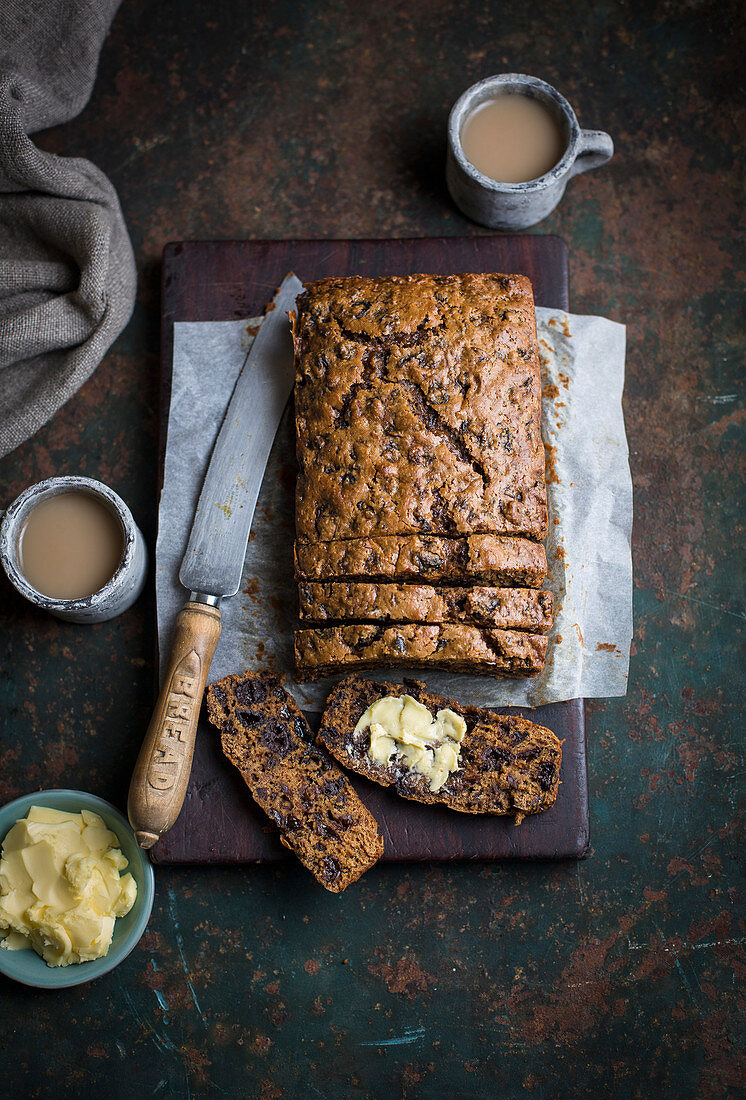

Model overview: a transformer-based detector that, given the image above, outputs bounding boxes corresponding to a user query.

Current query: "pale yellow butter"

[0,806,137,967]
[354,694,466,792]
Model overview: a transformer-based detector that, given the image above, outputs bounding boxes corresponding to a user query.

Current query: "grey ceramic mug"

[0,476,147,623]
[447,73,614,230]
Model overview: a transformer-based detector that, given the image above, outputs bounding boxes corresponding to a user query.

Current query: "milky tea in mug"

[18,491,125,599]
[460,94,565,183]
[446,74,614,229]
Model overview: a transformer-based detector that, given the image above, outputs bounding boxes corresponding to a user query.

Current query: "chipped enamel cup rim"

[0,790,155,989]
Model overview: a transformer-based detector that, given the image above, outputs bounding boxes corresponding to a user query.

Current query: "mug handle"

[570,129,614,177]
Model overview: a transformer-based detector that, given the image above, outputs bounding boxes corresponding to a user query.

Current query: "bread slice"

[294,533,547,587]
[294,624,548,679]
[206,671,383,892]
[317,677,561,822]
[298,581,553,632]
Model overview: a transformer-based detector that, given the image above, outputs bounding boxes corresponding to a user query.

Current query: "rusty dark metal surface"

[0,1,743,1096]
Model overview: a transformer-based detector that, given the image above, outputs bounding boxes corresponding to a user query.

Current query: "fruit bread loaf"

[292,273,547,543]
[299,581,553,633]
[294,624,548,679]
[206,671,383,892]
[294,533,548,587]
[317,677,561,822]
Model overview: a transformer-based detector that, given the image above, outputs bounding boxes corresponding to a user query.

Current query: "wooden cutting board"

[153,236,589,863]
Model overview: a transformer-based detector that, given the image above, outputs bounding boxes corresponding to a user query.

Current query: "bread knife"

[127,273,303,849]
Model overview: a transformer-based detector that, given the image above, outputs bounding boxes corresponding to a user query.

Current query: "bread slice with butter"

[317,676,561,823]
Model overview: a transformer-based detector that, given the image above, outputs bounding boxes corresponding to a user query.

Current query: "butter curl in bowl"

[0,790,154,988]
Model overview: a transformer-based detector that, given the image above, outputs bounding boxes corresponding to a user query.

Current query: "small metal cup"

[0,476,148,623]
[447,73,614,230]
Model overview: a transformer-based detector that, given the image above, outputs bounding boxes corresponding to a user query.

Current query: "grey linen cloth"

[0,0,135,457]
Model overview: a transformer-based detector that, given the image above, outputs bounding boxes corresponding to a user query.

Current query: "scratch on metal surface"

[648,926,701,1015]
[671,948,703,1016]
[116,971,179,1057]
[687,830,723,860]
[662,588,746,623]
[167,885,207,1026]
[627,936,746,952]
[359,1026,426,1047]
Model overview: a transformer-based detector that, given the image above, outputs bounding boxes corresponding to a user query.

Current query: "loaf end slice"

[317,676,562,822]
[206,671,383,892]
[293,273,547,541]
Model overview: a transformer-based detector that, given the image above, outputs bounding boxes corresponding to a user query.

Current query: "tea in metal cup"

[0,476,147,623]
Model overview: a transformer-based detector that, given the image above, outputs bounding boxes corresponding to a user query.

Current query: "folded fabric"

[0,0,136,457]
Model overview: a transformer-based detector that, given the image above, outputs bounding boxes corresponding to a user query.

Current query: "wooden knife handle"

[128,600,222,849]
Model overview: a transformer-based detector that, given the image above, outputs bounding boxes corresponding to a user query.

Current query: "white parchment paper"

[157,309,631,711]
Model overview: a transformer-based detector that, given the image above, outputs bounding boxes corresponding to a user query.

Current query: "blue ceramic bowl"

[0,789,155,989]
